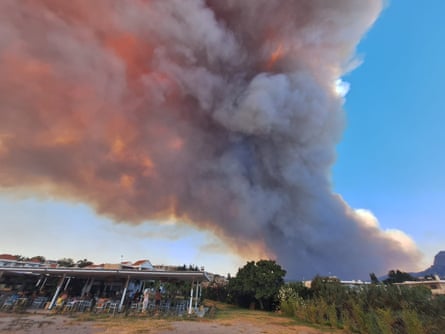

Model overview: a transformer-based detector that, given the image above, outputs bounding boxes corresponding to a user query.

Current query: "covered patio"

[0,266,210,315]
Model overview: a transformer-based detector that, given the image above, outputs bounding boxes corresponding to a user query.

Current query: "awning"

[0,267,210,282]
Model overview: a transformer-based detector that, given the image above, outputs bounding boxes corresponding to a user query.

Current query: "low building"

[0,254,44,268]
[132,259,154,270]
[395,277,445,296]
[0,265,210,312]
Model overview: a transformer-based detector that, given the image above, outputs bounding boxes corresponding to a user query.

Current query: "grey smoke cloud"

[0,0,420,279]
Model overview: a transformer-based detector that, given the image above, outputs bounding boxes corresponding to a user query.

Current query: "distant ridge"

[414,251,445,278]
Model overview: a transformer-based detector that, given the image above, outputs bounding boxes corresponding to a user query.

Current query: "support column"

[188,281,194,314]
[87,278,95,295]
[194,281,199,309]
[39,276,48,292]
[48,274,66,310]
[81,278,94,297]
[119,275,131,312]
[64,277,71,291]
[35,275,43,288]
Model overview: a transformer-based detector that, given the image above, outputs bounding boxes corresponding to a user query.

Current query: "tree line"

[12,255,93,268]
[203,259,445,334]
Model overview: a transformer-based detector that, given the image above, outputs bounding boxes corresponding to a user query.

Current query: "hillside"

[414,251,445,278]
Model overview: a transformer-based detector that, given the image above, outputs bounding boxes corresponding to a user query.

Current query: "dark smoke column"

[0,0,420,279]
[191,0,421,279]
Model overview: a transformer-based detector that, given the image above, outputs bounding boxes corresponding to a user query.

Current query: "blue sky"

[334,0,445,265]
[1,1,443,276]
[0,194,240,274]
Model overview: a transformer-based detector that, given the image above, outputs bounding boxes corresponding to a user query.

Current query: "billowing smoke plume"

[0,0,420,278]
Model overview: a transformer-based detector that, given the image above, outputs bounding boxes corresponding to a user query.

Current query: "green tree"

[283,281,312,299]
[14,254,26,261]
[76,258,93,268]
[310,275,346,305]
[57,258,75,267]
[369,272,379,284]
[203,282,229,303]
[31,255,46,263]
[228,259,286,310]
[383,270,416,284]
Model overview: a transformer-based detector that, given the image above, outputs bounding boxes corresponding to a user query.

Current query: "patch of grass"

[93,317,176,334]
[204,300,344,333]
[207,301,253,320]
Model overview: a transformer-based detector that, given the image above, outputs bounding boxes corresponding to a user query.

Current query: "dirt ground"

[0,311,338,334]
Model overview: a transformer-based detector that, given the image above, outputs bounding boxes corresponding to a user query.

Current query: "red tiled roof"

[133,260,148,266]
[0,254,18,261]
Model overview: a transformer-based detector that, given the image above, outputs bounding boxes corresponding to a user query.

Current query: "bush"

[278,281,440,334]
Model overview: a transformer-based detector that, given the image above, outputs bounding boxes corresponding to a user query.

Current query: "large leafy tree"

[57,258,75,267]
[76,258,93,268]
[228,259,286,310]
[383,269,416,284]
[310,275,348,307]
[31,255,46,263]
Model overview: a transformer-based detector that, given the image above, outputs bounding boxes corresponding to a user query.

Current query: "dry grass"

[1,301,343,334]
[93,318,175,334]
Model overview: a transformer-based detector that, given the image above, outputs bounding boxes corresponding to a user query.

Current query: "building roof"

[0,266,210,282]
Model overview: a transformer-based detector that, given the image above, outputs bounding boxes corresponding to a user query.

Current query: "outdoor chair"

[31,296,48,309]
[175,301,187,316]
[52,297,67,312]
[63,300,80,312]
[0,294,7,307]
[130,301,143,313]
[147,301,156,311]
[94,299,110,313]
[78,300,93,312]
[14,297,30,311]
[107,301,119,314]
[160,300,171,313]
[0,296,17,311]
